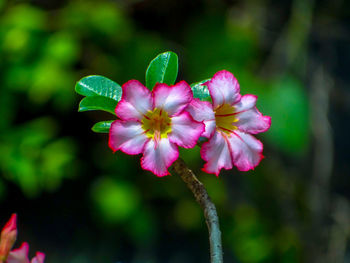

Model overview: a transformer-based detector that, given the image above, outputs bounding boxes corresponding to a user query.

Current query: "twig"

[171,158,223,263]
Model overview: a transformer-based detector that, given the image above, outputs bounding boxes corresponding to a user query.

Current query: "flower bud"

[0,214,17,262]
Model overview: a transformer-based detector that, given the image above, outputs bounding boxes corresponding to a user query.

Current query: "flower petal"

[1,214,17,234]
[0,214,17,259]
[186,99,216,138]
[153,81,193,116]
[116,80,152,121]
[7,243,30,263]
[141,138,179,177]
[208,70,241,108]
[168,112,205,148]
[201,132,233,176]
[31,252,45,263]
[109,120,149,155]
[227,130,263,171]
[235,95,271,134]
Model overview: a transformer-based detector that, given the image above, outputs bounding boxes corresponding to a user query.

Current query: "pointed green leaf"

[191,79,211,101]
[91,120,114,133]
[145,51,178,89]
[75,75,122,102]
[78,96,118,115]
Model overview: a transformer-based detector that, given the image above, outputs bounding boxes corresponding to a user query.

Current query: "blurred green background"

[0,0,349,262]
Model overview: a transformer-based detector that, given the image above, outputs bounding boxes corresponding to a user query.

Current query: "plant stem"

[172,158,223,263]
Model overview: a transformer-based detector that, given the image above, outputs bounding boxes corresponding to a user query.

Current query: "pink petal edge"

[200,132,233,176]
[228,130,264,171]
[153,81,193,116]
[115,80,152,121]
[108,120,149,155]
[0,214,17,260]
[140,138,179,177]
[186,98,216,138]
[208,70,241,108]
[168,111,205,149]
[7,242,30,263]
[2,214,17,233]
[234,95,271,134]
[31,252,45,263]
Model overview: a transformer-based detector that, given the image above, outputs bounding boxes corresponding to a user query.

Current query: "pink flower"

[109,80,204,177]
[0,214,45,263]
[187,70,271,175]
[0,214,17,261]
[7,243,45,263]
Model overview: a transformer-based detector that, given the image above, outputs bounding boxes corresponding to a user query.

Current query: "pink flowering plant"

[187,70,271,175]
[75,51,271,263]
[0,214,45,263]
[109,80,204,176]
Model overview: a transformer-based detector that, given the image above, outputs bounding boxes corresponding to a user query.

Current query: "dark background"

[0,0,349,262]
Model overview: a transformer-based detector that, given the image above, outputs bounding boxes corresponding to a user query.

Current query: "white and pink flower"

[109,80,204,177]
[0,214,45,263]
[187,70,271,175]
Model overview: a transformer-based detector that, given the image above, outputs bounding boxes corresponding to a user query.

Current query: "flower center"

[214,103,238,134]
[141,108,172,140]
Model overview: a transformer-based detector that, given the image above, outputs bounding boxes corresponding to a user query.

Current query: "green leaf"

[145,51,178,89]
[91,120,114,133]
[75,75,122,102]
[191,79,211,101]
[78,96,118,115]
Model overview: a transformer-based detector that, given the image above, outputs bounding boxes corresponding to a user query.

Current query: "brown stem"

[172,158,223,263]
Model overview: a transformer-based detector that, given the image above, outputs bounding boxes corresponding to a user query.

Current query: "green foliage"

[145,51,178,89]
[79,97,118,115]
[265,76,309,154]
[75,51,181,134]
[0,118,76,197]
[185,14,257,79]
[43,32,79,66]
[91,177,140,223]
[75,75,122,101]
[75,75,122,131]
[75,51,213,135]
[190,79,211,101]
[229,205,273,263]
[0,1,320,261]
[2,4,46,31]
[91,121,114,133]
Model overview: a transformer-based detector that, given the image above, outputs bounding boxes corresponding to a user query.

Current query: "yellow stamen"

[215,104,238,134]
[141,108,172,140]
